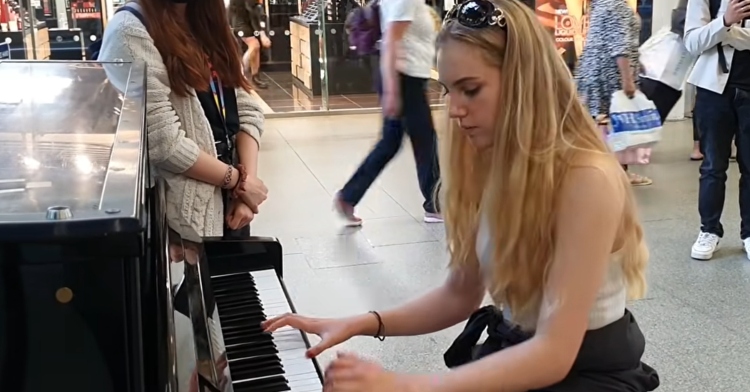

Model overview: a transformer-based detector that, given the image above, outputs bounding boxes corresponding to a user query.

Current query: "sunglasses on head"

[444,0,507,29]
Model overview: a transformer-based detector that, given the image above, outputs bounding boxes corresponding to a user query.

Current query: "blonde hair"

[437,0,647,323]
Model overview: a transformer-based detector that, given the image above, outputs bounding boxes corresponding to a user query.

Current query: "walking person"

[264,2,659,390]
[335,0,442,225]
[229,0,271,89]
[576,0,652,186]
[685,0,750,260]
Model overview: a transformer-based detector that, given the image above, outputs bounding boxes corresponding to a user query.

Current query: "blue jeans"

[695,86,750,238]
[340,72,440,213]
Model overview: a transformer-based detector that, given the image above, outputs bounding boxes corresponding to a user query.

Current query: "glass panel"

[27,0,96,61]
[242,0,331,113]
[0,61,141,218]
[0,0,51,60]
[317,0,379,110]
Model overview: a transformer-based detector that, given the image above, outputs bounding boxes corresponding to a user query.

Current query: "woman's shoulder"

[104,6,150,40]
[567,152,629,198]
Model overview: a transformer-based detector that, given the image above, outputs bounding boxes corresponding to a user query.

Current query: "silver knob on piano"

[46,206,73,220]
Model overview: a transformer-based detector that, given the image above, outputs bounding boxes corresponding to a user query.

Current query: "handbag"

[606,90,662,165]
[639,27,696,91]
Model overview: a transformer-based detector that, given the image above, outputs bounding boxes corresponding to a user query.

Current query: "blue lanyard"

[208,71,226,121]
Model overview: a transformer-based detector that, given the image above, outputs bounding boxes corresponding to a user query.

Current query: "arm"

[351,261,485,337]
[99,14,239,188]
[616,57,634,85]
[684,0,731,56]
[380,0,416,97]
[235,88,265,177]
[603,5,636,83]
[434,165,625,392]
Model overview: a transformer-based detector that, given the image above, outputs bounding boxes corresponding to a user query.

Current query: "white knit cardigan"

[99,10,265,241]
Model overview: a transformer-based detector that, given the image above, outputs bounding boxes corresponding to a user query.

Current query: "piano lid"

[0,60,147,240]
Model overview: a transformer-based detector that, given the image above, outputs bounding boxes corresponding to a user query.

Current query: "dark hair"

[139,0,251,96]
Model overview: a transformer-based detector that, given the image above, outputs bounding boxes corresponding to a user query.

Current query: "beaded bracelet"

[231,164,248,199]
[221,165,234,189]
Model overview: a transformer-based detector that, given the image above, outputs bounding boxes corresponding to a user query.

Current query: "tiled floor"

[252,113,750,390]
[254,71,444,112]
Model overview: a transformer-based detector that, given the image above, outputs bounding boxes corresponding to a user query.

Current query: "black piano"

[0,60,324,392]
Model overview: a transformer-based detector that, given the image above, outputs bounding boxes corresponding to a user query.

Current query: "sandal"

[629,173,653,186]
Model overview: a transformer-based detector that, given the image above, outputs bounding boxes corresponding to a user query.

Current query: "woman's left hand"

[260,35,271,48]
[324,352,429,392]
[226,199,255,229]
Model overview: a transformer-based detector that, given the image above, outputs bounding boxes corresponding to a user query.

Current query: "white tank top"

[476,214,627,331]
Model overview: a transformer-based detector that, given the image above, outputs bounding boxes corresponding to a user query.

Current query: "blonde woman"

[263,1,659,390]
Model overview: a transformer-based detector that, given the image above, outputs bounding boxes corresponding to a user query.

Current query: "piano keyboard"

[212,269,323,392]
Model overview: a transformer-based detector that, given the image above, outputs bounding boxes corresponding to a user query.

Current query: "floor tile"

[252,113,750,389]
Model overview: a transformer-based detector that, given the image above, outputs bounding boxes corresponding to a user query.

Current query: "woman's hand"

[261,314,366,358]
[382,91,401,118]
[621,77,637,99]
[238,176,268,213]
[724,0,750,26]
[226,199,255,229]
[324,352,431,392]
[260,34,271,48]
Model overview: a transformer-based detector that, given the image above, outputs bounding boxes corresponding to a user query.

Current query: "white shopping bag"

[639,27,696,91]
[608,90,662,153]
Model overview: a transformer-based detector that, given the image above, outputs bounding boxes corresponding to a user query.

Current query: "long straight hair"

[437,0,647,328]
[138,0,252,96]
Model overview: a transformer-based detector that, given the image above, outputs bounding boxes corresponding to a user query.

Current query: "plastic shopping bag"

[607,90,662,165]
[639,27,696,91]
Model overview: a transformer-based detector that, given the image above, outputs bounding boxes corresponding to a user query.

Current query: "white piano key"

[219,270,323,392]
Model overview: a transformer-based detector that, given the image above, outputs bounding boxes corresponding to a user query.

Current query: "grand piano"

[0,60,323,392]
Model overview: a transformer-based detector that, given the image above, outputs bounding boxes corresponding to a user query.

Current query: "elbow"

[682,33,703,56]
[239,125,262,148]
[538,336,578,385]
[147,131,201,173]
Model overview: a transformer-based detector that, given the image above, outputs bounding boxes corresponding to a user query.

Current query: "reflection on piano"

[169,231,323,392]
[167,231,325,392]
[0,60,323,392]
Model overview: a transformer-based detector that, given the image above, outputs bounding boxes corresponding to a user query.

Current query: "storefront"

[0,0,112,61]
[250,0,654,115]
[1,0,657,116]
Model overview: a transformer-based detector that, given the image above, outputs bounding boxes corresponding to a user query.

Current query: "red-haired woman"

[99,0,268,240]
[99,1,268,389]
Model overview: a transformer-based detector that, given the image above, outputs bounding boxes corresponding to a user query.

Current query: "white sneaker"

[743,238,750,261]
[691,232,720,260]
[424,212,444,223]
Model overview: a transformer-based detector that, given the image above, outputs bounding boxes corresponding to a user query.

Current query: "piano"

[0,60,323,392]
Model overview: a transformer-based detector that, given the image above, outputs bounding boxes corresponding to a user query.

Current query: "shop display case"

[289,0,374,96]
[0,0,50,59]
[263,0,297,71]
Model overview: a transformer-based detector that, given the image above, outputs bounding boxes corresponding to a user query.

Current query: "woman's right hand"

[261,314,365,358]
[622,78,637,99]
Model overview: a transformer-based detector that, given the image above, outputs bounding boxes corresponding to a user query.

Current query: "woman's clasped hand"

[226,173,268,229]
[261,314,434,392]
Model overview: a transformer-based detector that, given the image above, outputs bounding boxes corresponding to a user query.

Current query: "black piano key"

[211,272,292,392]
[233,375,290,392]
[217,298,264,312]
[227,341,278,359]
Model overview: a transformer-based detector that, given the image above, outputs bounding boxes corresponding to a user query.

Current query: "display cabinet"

[289,0,374,97]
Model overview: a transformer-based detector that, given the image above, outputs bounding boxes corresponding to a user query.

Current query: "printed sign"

[0,43,10,60]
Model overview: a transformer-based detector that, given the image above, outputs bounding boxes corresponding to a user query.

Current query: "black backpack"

[88,4,146,60]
